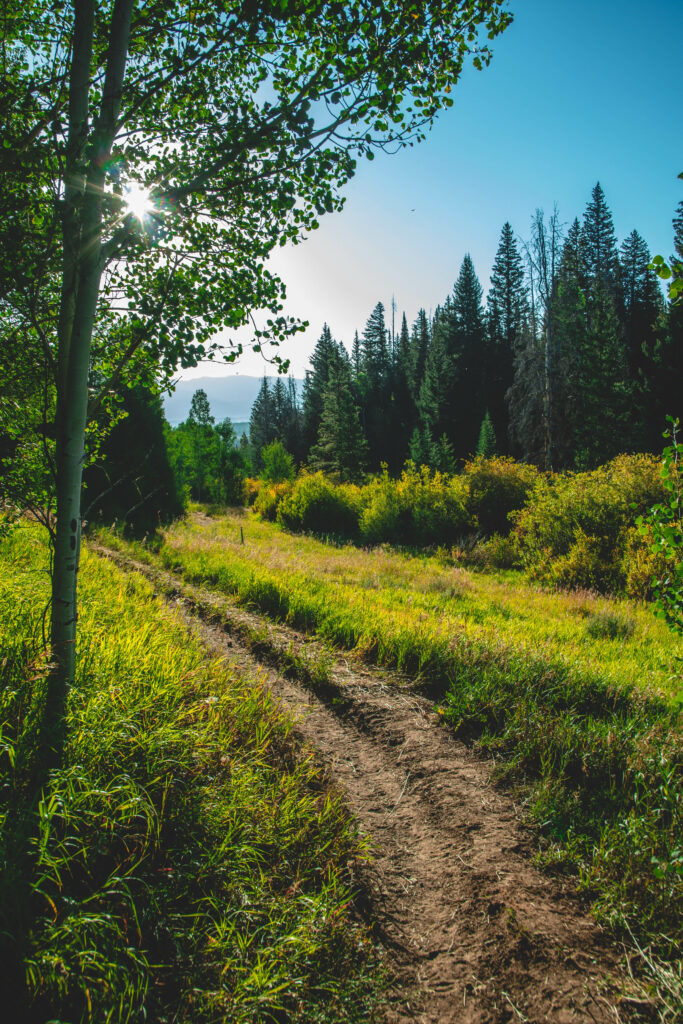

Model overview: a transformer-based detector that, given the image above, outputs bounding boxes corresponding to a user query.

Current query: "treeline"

[249,182,682,474]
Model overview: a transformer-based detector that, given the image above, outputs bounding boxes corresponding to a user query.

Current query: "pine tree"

[487,223,528,451]
[271,377,289,437]
[358,301,392,467]
[451,254,487,458]
[430,433,456,473]
[408,308,431,403]
[351,330,362,377]
[620,229,663,380]
[574,277,632,466]
[418,299,458,448]
[408,427,431,467]
[301,324,337,455]
[360,301,390,390]
[476,411,497,458]
[582,181,619,292]
[249,376,276,470]
[310,351,368,481]
[390,312,415,469]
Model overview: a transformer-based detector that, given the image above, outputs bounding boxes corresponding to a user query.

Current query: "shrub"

[360,464,470,546]
[464,456,539,536]
[514,454,666,594]
[277,472,361,538]
[636,418,683,632]
[465,532,522,570]
[253,480,292,522]
[244,477,261,507]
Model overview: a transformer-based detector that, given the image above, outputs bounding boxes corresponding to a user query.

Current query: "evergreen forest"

[246,183,682,479]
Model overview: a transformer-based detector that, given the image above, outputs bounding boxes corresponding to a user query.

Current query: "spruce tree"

[487,223,528,451]
[620,229,663,381]
[351,330,362,378]
[310,351,368,481]
[451,254,487,458]
[358,302,392,467]
[249,376,276,470]
[408,308,431,403]
[360,301,390,390]
[390,312,415,469]
[301,324,337,455]
[418,299,458,450]
[476,411,497,458]
[574,277,632,466]
[582,182,620,291]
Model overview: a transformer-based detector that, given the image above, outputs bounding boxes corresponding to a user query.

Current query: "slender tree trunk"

[46,0,134,750]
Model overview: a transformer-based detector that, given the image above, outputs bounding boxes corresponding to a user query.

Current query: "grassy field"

[0,525,382,1023]
[101,509,683,980]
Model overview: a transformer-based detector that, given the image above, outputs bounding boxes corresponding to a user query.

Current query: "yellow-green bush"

[277,472,362,538]
[514,454,666,594]
[359,464,470,546]
[253,480,293,521]
[244,476,261,507]
[464,456,539,536]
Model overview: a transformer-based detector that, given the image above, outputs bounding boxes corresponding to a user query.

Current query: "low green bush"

[359,464,470,546]
[514,453,666,594]
[464,456,539,536]
[277,472,362,538]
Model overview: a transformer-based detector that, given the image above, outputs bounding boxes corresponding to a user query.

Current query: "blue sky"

[183,0,683,381]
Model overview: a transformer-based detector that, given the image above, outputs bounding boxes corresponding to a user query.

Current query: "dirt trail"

[92,542,630,1024]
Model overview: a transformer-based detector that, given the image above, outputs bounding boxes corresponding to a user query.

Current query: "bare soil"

[92,541,632,1024]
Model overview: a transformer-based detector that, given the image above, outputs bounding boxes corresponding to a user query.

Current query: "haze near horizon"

[180,0,683,383]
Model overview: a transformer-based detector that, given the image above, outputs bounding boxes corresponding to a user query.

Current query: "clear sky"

[182,0,683,382]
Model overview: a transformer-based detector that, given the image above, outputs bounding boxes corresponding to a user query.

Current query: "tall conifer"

[301,323,337,455]
[310,350,368,481]
[487,223,527,451]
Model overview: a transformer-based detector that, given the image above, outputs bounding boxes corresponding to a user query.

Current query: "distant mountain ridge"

[162,375,304,427]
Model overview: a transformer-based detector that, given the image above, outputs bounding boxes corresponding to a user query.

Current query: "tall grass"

[101,512,683,981]
[0,526,382,1023]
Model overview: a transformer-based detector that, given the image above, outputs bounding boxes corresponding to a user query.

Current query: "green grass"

[100,511,683,979]
[0,525,383,1023]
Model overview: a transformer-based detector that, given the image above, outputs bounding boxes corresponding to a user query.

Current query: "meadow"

[0,525,382,1023]
[102,508,683,986]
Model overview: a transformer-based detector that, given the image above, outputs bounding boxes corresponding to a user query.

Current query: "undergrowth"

[0,526,382,1023]
[99,511,683,1007]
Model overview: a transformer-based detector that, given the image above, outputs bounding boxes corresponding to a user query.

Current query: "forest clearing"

[3,512,679,1022]
[3,0,683,1021]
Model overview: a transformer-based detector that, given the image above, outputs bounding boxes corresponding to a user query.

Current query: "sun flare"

[124,183,153,222]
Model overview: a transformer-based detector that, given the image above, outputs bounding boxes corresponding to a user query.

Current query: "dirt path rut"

[93,543,629,1024]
